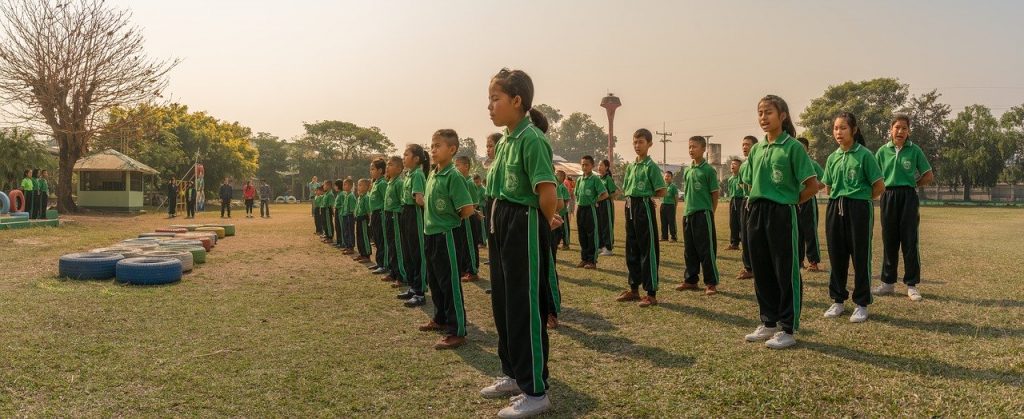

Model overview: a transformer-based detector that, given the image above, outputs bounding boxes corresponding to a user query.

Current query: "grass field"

[0,202,1022,417]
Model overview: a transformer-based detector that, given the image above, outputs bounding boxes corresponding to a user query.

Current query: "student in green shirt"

[597,159,617,255]
[36,169,50,219]
[574,155,608,269]
[677,136,721,295]
[482,132,502,268]
[874,114,934,302]
[418,129,476,350]
[353,178,373,262]
[660,172,679,242]
[821,112,884,323]
[478,68,559,417]
[742,95,818,350]
[552,170,571,256]
[312,186,324,235]
[472,174,487,247]
[454,155,480,282]
[736,135,758,279]
[368,159,388,273]
[331,179,345,248]
[396,144,430,307]
[615,129,668,307]
[19,169,34,218]
[308,176,320,217]
[383,157,406,285]
[321,181,336,243]
[339,178,357,254]
[726,159,745,250]
[796,138,827,272]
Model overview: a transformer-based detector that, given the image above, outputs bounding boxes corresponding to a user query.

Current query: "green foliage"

[290,120,395,183]
[998,105,1024,185]
[252,132,293,196]
[940,105,1011,199]
[900,90,951,175]
[799,78,909,164]
[0,128,56,190]
[552,112,610,163]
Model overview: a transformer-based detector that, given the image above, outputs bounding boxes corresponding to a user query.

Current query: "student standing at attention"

[454,155,481,282]
[597,159,617,256]
[352,178,373,263]
[660,171,679,242]
[552,170,571,255]
[574,155,607,270]
[396,145,430,308]
[615,128,667,307]
[874,114,933,301]
[478,68,560,418]
[726,160,744,250]
[736,136,758,279]
[676,136,721,296]
[796,137,827,272]
[368,158,388,273]
[742,95,818,350]
[383,157,406,286]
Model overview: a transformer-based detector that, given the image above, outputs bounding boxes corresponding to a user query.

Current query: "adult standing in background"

[185,180,197,219]
[308,176,320,217]
[259,180,272,218]
[219,178,234,218]
[36,169,49,218]
[167,178,178,219]
[243,180,257,218]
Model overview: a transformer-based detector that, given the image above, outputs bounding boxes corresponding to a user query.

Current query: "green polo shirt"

[574,173,606,207]
[623,155,666,197]
[683,160,719,215]
[424,163,474,235]
[401,168,426,206]
[741,132,817,205]
[464,174,480,205]
[822,143,883,201]
[20,177,33,191]
[354,194,366,217]
[602,175,617,197]
[384,176,404,212]
[369,177,386,211]
[37,178,48,193]
[876,141,932,188]
[662,184,679,204]
[556,183,570,215]
[476,184,486,208]
[340,191,357,215]
[727,175,745,199]
[489,116,557,208]
[333,191,346,211]
[321,190,334,209]
[812,161,825,187]
[307,181,319,197]
[739,160,751,192]
[313,194,323,207]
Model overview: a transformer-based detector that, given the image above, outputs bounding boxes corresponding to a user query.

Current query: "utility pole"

[657,122,673,164]
[701,135,714,160]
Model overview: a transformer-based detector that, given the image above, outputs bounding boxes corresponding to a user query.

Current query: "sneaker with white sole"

[823,303,845,318]
[907,286,923,301]
[498,393,550,418]
[765,331,797,349]
[744,325,779,342]
[480,376,521,398]
[599,248,613,256]
[872,283,895,296]
[849,305,869,323]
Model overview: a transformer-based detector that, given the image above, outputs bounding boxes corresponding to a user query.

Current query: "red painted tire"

[7,190,25,212]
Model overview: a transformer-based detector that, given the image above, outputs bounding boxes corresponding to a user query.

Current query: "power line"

[656,122,673,165]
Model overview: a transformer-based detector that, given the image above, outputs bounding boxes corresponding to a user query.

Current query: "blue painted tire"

[59,252,123,280]
[11,211,29,217]
[116,257,182,285]
[0,191,9,213]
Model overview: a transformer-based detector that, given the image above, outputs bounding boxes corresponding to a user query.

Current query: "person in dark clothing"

[185,180,197,219]
[167,179,179,218]
[259,181,272,218]
[219,178,233,218]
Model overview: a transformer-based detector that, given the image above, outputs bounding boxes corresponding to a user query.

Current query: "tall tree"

[292,120,394,181]
[551,112,609,163]
[999,105,1024,187]
[533,104,563,142]
[0,0,178,212]
[0,128,56,191]
[252,132,292,196]
[799,78,909,164]
[940,105,1009,200]
[457,136,479,160]
[900,89,951,179]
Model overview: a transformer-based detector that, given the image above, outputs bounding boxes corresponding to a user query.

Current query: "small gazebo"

[73,149,159,213]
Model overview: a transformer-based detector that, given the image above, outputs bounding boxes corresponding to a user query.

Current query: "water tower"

[600,93,621,163]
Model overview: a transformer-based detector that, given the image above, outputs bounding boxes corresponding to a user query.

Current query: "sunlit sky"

[110,0,1024,163]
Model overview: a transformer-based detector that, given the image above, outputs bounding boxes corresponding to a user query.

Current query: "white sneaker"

[498,394,550,418]
[823,303,845,318]
[600,248,613,256]
[480,376,521,398]
[849,305,868,323]
[765,331,797,349]
[872,283,895,296]
[744,325,779,342]
[907,286,923,301]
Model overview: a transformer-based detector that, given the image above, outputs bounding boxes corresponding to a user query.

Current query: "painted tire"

[161,245,206,264]
[118,240,160,251]
[11,211,30,217]
[140,250,194,272]
[90,247,145,259]
[172,234,213,251]
[170,224,202,231]
[0,191,9,213]
[203,224,235,237]
[7,190,25,212]
[59,252,123,280]
[155,227,188,233]
[139,232,177,238]
[195,226,225,238]
[115,257,182,285]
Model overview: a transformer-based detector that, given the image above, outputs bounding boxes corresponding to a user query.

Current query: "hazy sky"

[110,0,1024,163]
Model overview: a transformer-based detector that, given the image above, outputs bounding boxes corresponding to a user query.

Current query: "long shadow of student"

[557,307,696,369]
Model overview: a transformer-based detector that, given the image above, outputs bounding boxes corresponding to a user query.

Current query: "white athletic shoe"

[480,376,521,398]
[824,303,845,318]
[907,286,923,301]
[744,325,779,342]
[600,248,613,256]
[498,394,550,418]
[849,305,869,323]
[872,283,895,296]
[765,331,797,349]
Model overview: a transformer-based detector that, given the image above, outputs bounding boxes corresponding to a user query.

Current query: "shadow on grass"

[801,340,1023,388]
[658,302,750,328]
[869,313,1024,338]
[559,274,622,293]
[548,378,599,417]
[557,323,695,370]
[925,294,1024,309]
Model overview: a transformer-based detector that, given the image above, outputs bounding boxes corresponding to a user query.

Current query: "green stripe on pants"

[704,210,720,283]
[464,219,477,274]
[393,215,406,281]
[642,199,659,291]
[416,208,426,291]
[444,231,466,336]
[527,208,545,393]
[789,206,801,331]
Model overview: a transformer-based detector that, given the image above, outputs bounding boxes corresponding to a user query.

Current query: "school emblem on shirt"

[771,169,783,184]
[902,158,912,170]
[847,168,857,181]
[637,181,647,191]
[505,172,519,190]
[694,181,702,191]
[435,198,447,211]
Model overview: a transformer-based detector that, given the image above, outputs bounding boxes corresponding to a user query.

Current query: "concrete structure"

[73,149,159,213]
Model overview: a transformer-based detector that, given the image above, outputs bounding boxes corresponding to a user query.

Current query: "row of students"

[18,169,50,219]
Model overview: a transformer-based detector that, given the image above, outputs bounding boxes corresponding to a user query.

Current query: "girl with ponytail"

[820,112,884,323]
[395,143,430,307]
[479,68,559,418]
[741,94,819,350]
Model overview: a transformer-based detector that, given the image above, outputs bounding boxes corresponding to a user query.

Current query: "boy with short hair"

[660,171,679,242]
[726,159,744,250]
[553,170,571,255]
[677,136,721,295]
[736,135,758,279]
[796,137,826,272]
[455,155,480,282]
[353,178,373,262]
[574,156,607,269]
[616,129,668,307]
[340,178,357,255]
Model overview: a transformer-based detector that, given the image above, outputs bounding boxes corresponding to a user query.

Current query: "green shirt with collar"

[354,193,367,217]
[602,175,617,197]
[574,173,606,207]
[384,176,404,212]
[727,175,745,199]
[401,167,426,206]
[489,116,557,208]
[556,183,570,215]
[321,190,334,209]
[464,174,480,205]
[424,162,474,235]
[20,177,34,191]
[622,155,666,198]
[822,143,883,201]
[662,184,679,204]
[741,132,817,205]
[875,140,932,188]
[683,160,719,215]
[37,178,48,193]
[368,177,386,211]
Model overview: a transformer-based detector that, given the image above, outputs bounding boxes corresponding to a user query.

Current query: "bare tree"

[0,0,178,212]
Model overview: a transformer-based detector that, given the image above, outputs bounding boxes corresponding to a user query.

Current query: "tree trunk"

[56,133,83,213]
[963,181,971,201]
